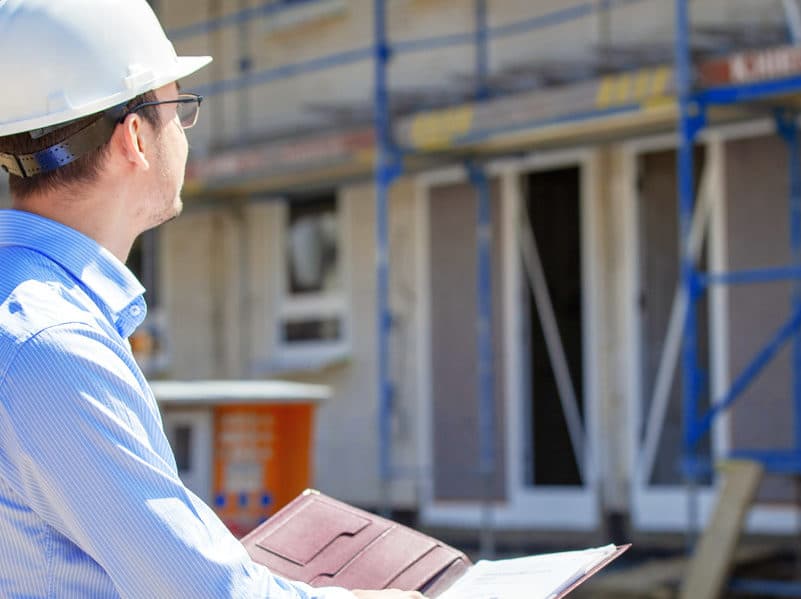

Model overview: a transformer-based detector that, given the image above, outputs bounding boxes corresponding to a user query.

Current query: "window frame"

[273,189,351,366]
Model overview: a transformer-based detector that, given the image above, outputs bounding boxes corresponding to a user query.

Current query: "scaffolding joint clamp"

[683,99,707,141]
[465,159,488,185]
[774,107,800,143]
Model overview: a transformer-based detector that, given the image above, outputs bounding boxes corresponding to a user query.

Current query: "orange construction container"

[213,403,315,536]
[150,380,328,539]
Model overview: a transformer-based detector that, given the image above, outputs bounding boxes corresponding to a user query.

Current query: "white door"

[507,153,601,529]
[163,409,214,503]
[417,150,601,530]
[626,138,719,531]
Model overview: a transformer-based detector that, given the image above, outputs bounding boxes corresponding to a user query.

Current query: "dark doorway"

[523,166,584,487]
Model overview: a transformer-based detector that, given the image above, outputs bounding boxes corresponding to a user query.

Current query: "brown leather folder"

[241,489,471,596]
[242,489,630,597]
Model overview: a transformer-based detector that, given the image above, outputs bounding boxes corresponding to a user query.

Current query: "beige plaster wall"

[592,144,633,514]
[281,177,420,506]
[159,178,420,507]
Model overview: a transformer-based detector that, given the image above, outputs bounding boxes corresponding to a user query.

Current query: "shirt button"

[129,305,142,317]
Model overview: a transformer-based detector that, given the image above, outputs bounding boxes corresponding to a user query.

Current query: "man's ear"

[114,113,151,171]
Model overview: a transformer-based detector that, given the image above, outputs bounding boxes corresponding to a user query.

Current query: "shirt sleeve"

[0,322,355,599]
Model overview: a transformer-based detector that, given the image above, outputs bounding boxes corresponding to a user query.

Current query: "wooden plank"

[678,459,764,599]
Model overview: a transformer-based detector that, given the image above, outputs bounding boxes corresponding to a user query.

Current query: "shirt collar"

[0,209,146,328]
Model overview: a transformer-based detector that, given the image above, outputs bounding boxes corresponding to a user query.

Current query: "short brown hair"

[0,91,161,201]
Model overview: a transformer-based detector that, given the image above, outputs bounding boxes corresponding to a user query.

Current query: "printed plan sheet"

[437,544,618,599]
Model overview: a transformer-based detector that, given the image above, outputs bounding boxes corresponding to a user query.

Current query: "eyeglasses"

[0,93,205,179]
[123,93,204,130]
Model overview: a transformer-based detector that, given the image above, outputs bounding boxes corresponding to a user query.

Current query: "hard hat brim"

[0,55,213,137]
[172,55,214,89]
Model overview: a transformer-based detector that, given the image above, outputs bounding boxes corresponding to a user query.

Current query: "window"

[172,425,193,473]
[276,191,349,364]
[286,195,340,297]
[127,229,170,374]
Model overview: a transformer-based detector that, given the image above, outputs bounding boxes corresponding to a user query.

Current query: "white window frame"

[162,408,214,504]
[622,130,722,533]
[624,121,801,534]
[414,147,603,530]
[272,190,352,368]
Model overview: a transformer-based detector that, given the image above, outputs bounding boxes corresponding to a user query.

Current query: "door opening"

[523,166,584,487]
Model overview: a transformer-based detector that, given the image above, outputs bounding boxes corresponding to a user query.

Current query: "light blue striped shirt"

[0,209,354,599]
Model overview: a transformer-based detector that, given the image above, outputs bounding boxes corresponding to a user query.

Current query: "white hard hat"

[0,0,212,137]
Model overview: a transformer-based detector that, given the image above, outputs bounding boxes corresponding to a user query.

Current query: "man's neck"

[12,187,138,263]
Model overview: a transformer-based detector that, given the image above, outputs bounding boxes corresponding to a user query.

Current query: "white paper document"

[437,544,618,599]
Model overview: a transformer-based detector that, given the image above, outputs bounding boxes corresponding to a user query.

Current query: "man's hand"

[352,590,425,598]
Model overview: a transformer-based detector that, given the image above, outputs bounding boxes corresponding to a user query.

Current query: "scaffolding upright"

[371,0,498,555]
[676,0,801,594]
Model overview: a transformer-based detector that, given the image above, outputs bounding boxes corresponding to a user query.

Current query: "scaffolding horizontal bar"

[729,450,801,474]
[388,0,650,55]
[730,578,801,597]
[489,2,595,40]
[392,31,475,54]
[192,46,373,96]
[392,1,597,54]
[701,265,801,286]
[168,0,323,40]
[698,74,801,105]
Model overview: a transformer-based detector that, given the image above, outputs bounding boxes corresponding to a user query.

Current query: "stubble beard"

[147,189,183,229]
[149,139,185,228]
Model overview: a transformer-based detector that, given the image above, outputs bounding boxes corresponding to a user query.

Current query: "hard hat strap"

[0,108,122,178]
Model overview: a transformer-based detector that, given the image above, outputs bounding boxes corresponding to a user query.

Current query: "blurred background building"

[7,0,801,555]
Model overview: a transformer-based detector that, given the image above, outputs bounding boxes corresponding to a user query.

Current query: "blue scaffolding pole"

[676,0,801,594]
[168,0,324,39]
[472,0,496,558]
[775,110,801,460]
[371,0,498,535]
[373,0,401,515]
[466,158,496,558]
[674,0,704,543]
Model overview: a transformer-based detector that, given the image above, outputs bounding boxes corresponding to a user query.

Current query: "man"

[0,1,422,597]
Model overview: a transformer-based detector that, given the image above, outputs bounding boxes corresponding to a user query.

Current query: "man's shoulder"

[0,249,106,368]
